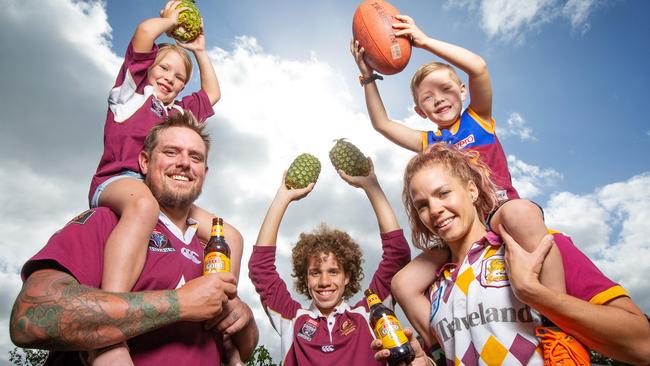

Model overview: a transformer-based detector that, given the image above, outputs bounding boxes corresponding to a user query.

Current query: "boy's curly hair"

[291,223,364,300]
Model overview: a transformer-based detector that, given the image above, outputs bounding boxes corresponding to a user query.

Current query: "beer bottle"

[365,288,415,366]
[203,217,231,274]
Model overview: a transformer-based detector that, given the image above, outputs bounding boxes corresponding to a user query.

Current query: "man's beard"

[147,178,202,210]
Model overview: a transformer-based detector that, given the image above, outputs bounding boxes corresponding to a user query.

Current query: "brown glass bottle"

[365,288,415,366]
[203,217,231,274]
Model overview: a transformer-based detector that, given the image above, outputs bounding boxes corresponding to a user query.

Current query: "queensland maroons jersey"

[422,108,517,201]
[248,229,411,366]
[22,208,222,366]
[89,40,214,204]
[428,231,628,365]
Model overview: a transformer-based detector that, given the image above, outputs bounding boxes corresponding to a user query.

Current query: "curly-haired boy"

[249,158,411,366]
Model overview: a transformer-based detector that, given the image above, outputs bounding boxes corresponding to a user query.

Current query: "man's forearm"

[230,318,259,361]
[10,269,180,351]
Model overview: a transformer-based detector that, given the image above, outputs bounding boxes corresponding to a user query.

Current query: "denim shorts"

[90,170,144,208]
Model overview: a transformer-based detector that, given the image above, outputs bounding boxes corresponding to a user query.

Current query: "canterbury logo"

[321,345,335,353]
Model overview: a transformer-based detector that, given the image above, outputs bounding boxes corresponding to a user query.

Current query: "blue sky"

[1,0,649,363]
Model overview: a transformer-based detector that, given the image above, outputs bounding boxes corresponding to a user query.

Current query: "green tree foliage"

[246,345,278,366]
[8,347,48,366]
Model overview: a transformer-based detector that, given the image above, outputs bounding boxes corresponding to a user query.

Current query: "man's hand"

[204,297,253,336]
[371,328,431,366]
[177,272,237,322]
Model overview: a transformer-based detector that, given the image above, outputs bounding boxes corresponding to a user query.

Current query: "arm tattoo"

[10,270,180,350]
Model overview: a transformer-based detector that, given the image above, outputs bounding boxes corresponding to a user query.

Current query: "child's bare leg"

[391,249,448,348]
[489,199,566,293]
[91,178,159,366]
[190,205,243,280]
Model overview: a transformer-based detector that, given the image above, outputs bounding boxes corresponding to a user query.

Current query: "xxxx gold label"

[210,225,225,237]
[203,252,230,274]
[366,293,381,307]
[374,316,408,348]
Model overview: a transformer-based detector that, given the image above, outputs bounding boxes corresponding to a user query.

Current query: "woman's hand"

[500,225,554,304]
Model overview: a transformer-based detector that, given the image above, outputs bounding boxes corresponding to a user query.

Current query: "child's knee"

[391,269,410,300]
[498,199,543,225]
[124,195,159,218]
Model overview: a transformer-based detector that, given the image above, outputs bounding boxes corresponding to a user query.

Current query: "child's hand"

[159,0,187,25]
[178,18,206,52]
[276,171,315,203]
[337,157,378,190]
[350,39,375,76]
[392,14,429,49]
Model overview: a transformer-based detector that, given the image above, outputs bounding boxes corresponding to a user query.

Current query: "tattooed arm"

[10,268,237,351]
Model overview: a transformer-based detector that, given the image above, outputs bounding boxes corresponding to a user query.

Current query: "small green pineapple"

[329,139,369,176]
[285,153,322,189]
[168,0,202,43]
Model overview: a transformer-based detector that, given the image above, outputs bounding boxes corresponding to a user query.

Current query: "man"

[9,112,258,365]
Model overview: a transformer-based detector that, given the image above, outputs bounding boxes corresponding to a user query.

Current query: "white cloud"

[496,112,536,141]
[507,155,562,199]
[544,174,650,312]
[446,0,599,41]
[562,0,594,34]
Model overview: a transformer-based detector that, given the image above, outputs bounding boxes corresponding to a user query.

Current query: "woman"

[384,143,650,365]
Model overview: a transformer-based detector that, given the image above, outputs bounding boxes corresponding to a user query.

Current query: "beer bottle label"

[374,315,408,348]
[211,225,225,238]
[366,293,381,307]
[203,252,230,274]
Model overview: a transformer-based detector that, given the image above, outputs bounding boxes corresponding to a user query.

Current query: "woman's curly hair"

[292,223,364,300]
[402,143,499,250]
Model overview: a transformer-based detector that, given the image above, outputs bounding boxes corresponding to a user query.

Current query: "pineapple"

[285,153,322,189]
[167,0,202,43]
[329,139,369,176]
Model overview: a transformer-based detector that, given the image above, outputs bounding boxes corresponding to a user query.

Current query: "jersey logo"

[181,247,201,264]
[148,230,175,252]
[297,318,318,342]
[455,133,476,149]
[480,254,509,288]
[321,344,335,353]
[150,96,165,117]
[69,210,95,225]
[339,319,357,337]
